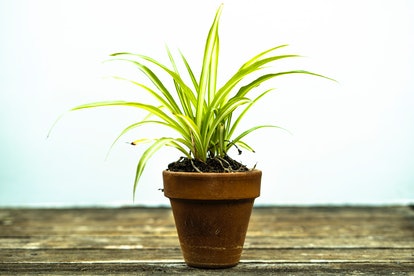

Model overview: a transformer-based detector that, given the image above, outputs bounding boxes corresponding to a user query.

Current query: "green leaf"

[166,138,192,158]
[230,125,290,152]
[204,97,251,154]
[240,44,289,69]
[179,50,199,92]
[175,114,206,160]
[110,76,177,113]
[133,138,174,201]
[70,101,190,139]
[197,3,223,127]
[234,140,256,153]
[165,46,195,119]
[112,54,198,109]
[227,88,275,140]
[105,120,170,160]
[237,70,335,99]
[109,58,183,114]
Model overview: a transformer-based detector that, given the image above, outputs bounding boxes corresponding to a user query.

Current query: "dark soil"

[167,156,249,173]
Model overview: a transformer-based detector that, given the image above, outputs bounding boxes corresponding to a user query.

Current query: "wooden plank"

[2,262,414,275]
[1,207,412,248]
[1,207,412,237]
[2,206,411,227]
[1,235,413,250]
[0,208,177,236]
[1,248,413,263]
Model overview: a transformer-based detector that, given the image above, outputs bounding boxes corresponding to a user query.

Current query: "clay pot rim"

[163,169,262,177]
[163,169,262,200]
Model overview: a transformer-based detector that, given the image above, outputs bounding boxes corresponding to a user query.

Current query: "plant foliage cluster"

[55,5,331,197]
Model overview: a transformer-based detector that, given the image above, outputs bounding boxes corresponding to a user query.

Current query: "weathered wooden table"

[0,206,413,275]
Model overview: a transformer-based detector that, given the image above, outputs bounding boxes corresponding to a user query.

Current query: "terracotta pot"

[163,170,261,268]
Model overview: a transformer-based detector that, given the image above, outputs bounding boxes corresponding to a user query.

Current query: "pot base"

[169,198,255,268]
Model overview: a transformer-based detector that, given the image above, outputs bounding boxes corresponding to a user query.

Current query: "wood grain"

[0,206,413,275]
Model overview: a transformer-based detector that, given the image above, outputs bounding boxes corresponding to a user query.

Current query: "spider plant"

[53,4,331,198]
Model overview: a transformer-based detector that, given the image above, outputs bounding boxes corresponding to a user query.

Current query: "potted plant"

[51,4,331,268]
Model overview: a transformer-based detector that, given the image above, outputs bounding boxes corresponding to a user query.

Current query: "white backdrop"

[0,0,413,206]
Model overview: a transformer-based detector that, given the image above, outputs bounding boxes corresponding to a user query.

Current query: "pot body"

[163,170,261,268]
